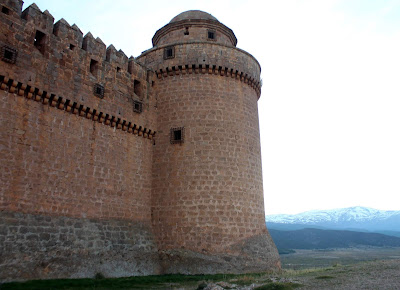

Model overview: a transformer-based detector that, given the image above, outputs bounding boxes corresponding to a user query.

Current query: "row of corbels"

[155,64,262,97]
[0,76,156,140]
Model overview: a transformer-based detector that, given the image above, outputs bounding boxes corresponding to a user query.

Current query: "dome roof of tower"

[169,10,219,23]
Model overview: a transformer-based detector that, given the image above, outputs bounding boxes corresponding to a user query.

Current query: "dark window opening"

[170,127,184,144]
[4,49,13,60]
[207,30,216,40]
[184,27,189,35]
[134,80,141,96]
[117,66,121,72]
[90,59,98,74]
[174,130,181,140]
[133,100,142,113]
[163,46,175,59]
[69,44,75,50]
[1,46,17,64]
[93,83,104,98]
[2,6,10,14]
[34,30,46,54]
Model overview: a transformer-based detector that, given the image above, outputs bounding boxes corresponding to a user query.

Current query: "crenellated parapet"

[0,5,279,281]
[0,0,156,128]
[138,41,262,98]
[0,74,156,139]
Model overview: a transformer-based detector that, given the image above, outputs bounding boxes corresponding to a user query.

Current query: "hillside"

[269,228,400,250]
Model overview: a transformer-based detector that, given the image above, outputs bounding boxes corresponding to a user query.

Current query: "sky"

[21,0,400,215]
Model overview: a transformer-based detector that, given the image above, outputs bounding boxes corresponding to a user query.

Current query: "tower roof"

[152,10,237,47]
[169,10,218,23]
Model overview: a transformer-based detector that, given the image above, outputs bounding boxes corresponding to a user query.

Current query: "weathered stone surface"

[0,211,160,282]
[159,233,280,274]
[137,10,278,273]
[0,1,279,281]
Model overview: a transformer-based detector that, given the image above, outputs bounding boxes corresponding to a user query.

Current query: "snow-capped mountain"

[265,206,400,233]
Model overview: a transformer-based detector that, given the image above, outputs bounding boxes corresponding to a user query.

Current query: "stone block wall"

[0,0,158,281]
[0,2,280,280]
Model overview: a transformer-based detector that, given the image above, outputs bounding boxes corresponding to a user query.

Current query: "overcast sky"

[22,0,400,215]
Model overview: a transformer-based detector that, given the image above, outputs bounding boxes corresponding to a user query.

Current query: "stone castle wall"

[0,0,159,281]
[137,14,279,274]
[0,1,280,281]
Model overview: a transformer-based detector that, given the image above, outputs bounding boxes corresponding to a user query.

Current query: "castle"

[0,0,280,281]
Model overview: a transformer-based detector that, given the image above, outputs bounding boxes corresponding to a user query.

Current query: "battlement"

[0,3,280,281]
[0,0,155,128]
[1,1,133,67]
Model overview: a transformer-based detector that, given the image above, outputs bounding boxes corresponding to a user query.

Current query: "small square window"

[69,44,75,50]
[133,100,142,113]
[207,30,216,40]
[170,127,184,144]
[1,46,17,64]
[164,46,175,59]
[93,83,104,98]
[2,6,10,14]
[34,30,46,54]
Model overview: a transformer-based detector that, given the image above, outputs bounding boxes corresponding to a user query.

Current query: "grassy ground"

[2,249,400,289]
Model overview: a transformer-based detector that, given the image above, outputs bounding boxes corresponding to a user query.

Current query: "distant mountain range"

[266,206,400,237]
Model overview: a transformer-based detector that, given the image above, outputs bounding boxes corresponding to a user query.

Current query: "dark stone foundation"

[0,211,160,282]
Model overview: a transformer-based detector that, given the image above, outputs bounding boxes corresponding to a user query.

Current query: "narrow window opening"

[34,30,46,54]
[174,130,181,140]
[117,66,121,72]
[184,27,189,35]
[90,59,98,74]
[133,100,142,113]
[207,30,216,41]
[166,48,173,58]
[2,6,10,14]
[134,80,141,96]
[69,44,75,50]
[170,127,185,144]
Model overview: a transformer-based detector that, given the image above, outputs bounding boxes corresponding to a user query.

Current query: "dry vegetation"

[2,249,400,289]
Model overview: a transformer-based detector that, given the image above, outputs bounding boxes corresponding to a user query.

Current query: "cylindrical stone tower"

[137,10,280,274]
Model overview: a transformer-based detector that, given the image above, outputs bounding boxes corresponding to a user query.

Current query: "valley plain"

[280,247,400,269]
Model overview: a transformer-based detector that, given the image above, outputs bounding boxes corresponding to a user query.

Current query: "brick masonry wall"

[147,71,279,274]
[139,43,261,86]
[151,74,266,251]
[0,1,155,127]
[154,21,235,47]
[0,89,158,281]
[0,0,159,281]
[139,15,280,273]
[0,0,280,280]
[0,211,159,281]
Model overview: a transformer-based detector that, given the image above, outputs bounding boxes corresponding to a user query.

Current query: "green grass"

[1,272,272,290]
